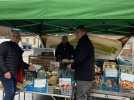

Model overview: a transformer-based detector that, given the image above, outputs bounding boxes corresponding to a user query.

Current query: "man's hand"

[67,64,72,69]
[29,64,36,71]
[4,72,11,79]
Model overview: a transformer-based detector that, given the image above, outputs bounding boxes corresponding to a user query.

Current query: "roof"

[0,0,134,19]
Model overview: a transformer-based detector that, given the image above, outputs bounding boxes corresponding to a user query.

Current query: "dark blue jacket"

[55,42,74,61]
[0,41,29,74]
[72,35,95,81]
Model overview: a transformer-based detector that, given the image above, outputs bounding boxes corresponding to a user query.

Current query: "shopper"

[0,30,35,100]
[71,25,96,100]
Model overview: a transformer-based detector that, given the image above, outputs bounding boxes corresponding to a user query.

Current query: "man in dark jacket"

[55,36,74,78]
[55,36,74,61]
[0,30,35,100]
[71,25,95,100]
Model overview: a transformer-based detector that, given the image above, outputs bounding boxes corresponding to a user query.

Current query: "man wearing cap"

[70,25,95,100]
[0,30,35,100]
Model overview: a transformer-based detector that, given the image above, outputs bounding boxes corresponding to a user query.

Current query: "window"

[26,38,29,43]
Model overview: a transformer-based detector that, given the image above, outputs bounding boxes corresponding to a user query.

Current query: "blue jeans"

[1,77,16,100]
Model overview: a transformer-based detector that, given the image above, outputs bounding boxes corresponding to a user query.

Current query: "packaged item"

[59,78,72,96]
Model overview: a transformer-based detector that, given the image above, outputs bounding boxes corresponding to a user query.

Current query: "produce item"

[106,79,113,88]
[50,61,60,71]
[95,64,102,87]
[62,59,70,63]
[59,78,72,95]
[0,81,3,88]
[37,69,47,79]
[103,61,117,69]
[119,37,132,60]
[52,71,58,76]
[95,75,101,87]
[95,66,101,73]
[120,80,134,89]
[46,71,52,77]
[100,75,119,91]
[46,70,59,86]
[119,66,134,90]
[70,59,74,63]
[48,76,58,86]
[103,61,118,78]
[112,64,116,69]
[17,81,31,90]
[120,49,132,59]
[53,86,61,94]
[62,59,74,64]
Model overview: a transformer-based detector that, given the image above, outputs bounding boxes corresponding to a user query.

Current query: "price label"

[34,79,47,88]
[59,78,71,86]
[105,68,118,77]
[121,73,134,82]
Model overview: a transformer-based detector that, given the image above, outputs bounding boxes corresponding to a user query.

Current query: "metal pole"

[24,92,26,100]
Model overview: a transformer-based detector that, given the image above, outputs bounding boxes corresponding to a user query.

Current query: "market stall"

[12,35,133,100]
[0,0,134,99]
[0,26,133,100]
[0,25,133,100]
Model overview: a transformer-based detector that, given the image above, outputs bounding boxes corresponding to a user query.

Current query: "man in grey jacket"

[0,30,35,100]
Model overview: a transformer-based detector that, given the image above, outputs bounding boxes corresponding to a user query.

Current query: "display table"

[1,86,134,100]
[23,91,71,100]
[22,85,134,100]
[22,89,133,100]
[23,86,71,100]
[91,89,132,100]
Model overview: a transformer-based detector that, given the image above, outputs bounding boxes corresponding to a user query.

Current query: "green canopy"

[0,0,134,19]
[0,0,134,35]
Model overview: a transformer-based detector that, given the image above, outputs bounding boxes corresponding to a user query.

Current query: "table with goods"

[22,48,74,100]
[14,37,134,100]
[92,37,134,100]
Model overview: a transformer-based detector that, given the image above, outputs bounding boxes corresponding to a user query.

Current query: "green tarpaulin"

[0,0,134,19]
[0,1,134,34]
